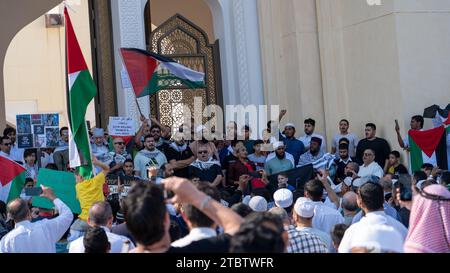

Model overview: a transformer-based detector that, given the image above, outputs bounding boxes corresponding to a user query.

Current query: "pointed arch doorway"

[144,11,223,130]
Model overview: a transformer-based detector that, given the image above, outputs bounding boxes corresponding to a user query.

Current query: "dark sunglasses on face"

[114,142,125,145]
[2,143,11,146]
[198,151,208,154]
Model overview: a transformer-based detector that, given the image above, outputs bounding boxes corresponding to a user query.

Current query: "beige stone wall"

[258,0,326,139]
[3,0,95,128]
[259,0,450,161]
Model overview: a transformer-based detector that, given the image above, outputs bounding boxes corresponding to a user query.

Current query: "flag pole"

[135,97,144,118]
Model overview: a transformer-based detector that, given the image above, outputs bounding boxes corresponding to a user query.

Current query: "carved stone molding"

[113,0,150,129]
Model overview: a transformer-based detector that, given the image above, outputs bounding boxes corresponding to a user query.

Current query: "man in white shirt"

[0,185,73,253]
[69,201,134,253]
[171,182,219,247]
[331,119,358,157]
[304,179,344,233]
[358,149,384,178]
[298,118,326,154]
[338,182,408,253]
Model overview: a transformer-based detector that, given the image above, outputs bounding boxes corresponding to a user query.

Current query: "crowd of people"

[0,109,449,253]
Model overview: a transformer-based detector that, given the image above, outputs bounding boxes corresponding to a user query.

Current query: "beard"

[276,152,285,159]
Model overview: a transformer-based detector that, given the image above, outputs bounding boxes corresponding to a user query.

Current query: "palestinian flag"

[120,48,205,98]
[408,126,449,172]
[0,156,27,203]
[65,7,96,179]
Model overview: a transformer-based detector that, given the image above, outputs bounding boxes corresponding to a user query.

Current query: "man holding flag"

[405,108,450,172]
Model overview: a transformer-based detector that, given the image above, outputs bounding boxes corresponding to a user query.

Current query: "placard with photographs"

[16,113,60,148]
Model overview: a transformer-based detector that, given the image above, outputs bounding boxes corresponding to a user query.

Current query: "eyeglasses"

[114,142,125,145]
[2,143,11,146]
[198,151,208,154]
[151,130,160,133]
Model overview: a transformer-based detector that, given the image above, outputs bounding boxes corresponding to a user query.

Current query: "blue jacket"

[280,132,305,166]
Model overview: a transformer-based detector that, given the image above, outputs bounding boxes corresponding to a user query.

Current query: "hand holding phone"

[25,187,43,197]
[395,119,400,132]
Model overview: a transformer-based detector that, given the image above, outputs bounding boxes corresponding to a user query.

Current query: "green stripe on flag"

[70,69,97,179]
[409,136,423,173]
[141,73,205,98]
[7,172,26,203]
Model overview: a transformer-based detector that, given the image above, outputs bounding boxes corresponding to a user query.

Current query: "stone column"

[258,0,326,139]
[110,0,150,130]
[90,0,118,128]
[206,0,265,107]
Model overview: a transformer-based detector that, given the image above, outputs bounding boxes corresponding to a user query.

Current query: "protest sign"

[108,117,135,137]
[16,113,60,148]
[32,168,81,214]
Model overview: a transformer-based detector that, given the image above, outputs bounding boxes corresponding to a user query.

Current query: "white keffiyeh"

[190,157,221,170]
[169,142,187,153]
[139,148,164,159]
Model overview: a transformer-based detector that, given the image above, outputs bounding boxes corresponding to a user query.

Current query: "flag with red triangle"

[408,126,448,172]
[0,156,27,203]
[65,7,97,179]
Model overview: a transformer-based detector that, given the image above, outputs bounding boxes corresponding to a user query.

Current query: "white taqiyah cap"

[284,123,296,129]
[273,189,293,208]
[273,141,285,150]
[248,196,268,212]
[293,198,315,218]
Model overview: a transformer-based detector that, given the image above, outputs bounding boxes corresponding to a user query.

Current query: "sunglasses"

[114,142,125,145]
[198,151,208,154]
[2,143,11,146]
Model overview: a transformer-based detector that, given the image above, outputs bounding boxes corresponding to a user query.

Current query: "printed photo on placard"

[31,114,43,125]
[33,125,45,135]
[17,115,32,134]
[34,135,46,148]
[45,127,59,147]
[44,114,59,127]
[17,134,33,149]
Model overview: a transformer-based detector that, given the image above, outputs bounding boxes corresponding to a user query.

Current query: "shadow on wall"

[0,0,62,129]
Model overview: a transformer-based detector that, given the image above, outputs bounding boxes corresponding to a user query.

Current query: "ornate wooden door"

[147,14,222,129]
